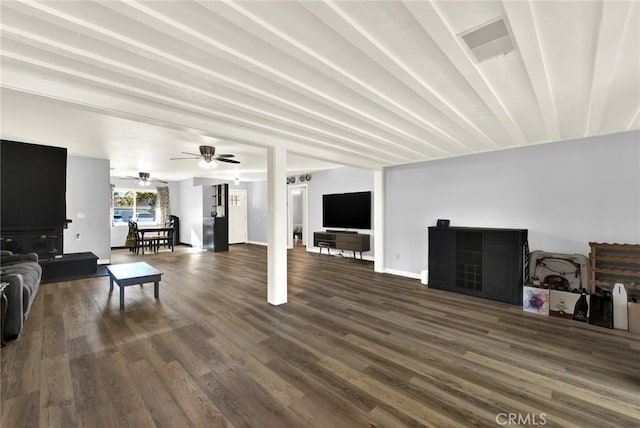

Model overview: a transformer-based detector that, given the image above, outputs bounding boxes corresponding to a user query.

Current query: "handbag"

[124,228,137,248]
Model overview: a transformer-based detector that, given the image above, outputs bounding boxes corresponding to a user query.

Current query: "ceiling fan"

[170,145,240,169]
[124,172,168,186]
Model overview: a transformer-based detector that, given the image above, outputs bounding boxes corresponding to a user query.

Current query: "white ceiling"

[1,1,638,181]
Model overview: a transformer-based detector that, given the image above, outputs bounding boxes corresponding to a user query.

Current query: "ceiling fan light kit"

[198,159,217,169]
[171,145,240,169]
[138,172,152,186]
[125,171,167,185]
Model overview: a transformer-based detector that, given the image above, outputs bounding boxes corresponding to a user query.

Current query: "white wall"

[194,177,250,218]
[385,130,640,275]
[168,181,180,216]
[292,192,303,225]
[65,156,111,261]
[248,180,268,244]
[109,177,181,247]
[178,178,204,247]
[109,176,245,248]
[307,167,375,257]
[245,169,374,249]
[111,175,250,248]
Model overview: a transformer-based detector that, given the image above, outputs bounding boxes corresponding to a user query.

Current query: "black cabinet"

[204,184,229,252]
[169,215,180,245]
[428,227,528,305]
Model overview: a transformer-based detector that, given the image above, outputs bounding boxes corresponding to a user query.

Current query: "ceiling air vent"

[459,17,516,63]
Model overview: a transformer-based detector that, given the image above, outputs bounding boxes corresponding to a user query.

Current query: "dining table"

[136,226,175,254]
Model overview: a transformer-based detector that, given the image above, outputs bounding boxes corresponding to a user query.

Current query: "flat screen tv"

[322,191,371,230]
[1,140,68,231]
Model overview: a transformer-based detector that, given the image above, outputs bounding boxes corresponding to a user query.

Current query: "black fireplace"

[1,140,68,260]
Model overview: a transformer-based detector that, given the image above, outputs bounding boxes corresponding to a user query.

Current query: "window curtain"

[157,186,170,224]
[110,183,115,226]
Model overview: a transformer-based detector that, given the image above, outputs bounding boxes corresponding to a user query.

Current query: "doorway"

[288,184,308,249]
[228,189,248,244]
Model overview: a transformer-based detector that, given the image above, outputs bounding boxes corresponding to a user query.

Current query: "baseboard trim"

[246,241,268,246]
[384,268,421,280]
[111,243,186,250]
[306,246,374,262]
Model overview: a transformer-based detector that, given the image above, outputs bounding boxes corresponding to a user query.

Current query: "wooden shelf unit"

[313,231,370,260]
[589,242,640,292]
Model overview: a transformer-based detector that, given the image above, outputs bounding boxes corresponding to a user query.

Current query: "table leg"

[109,276,114,291]
[154,281,159,299]
[119,284,125,309]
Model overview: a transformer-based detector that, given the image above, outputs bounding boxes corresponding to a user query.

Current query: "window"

[113,189,158,224]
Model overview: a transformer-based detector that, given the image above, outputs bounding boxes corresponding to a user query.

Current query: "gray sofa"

[1,250,42,340]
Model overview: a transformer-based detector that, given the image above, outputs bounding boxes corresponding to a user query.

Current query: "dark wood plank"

[1,244,639,427]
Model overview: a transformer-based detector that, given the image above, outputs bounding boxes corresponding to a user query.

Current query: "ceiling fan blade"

[181,152,201,156]
[153,179,169,184]
[215,157,240,164]
[169,156,199,160]
[217,154,235,158]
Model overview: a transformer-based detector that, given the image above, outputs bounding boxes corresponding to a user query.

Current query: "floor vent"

[459,17,516,63]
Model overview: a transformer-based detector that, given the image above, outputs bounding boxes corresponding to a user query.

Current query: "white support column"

[267,146,288,305]
[374,169,385,273]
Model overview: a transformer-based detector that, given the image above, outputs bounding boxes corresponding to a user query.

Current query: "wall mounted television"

[322,191,371,230]
[1,140,68,231]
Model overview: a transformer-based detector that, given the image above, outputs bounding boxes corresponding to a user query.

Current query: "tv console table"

[313,231,370,260]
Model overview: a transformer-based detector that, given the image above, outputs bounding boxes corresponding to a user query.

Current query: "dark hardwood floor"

[2,244,639,427]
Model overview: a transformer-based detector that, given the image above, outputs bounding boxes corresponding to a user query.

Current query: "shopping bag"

[629,299,640,335]
[124,229,137,248]
[589,291,613,329]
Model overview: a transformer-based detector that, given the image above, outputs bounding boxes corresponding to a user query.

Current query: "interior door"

[288,184,307,248]
[228,189,247,244]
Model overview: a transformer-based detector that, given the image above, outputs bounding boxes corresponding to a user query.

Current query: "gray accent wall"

[243,168,374,249]
[385,130,640,275]
[247,180,268,243]
[65,156,111,261]
[308,166,374,257]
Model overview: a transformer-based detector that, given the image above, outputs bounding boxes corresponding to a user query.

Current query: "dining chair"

[156,219,175,252]
[130,220,156,255]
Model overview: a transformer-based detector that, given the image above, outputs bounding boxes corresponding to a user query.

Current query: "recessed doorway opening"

[288,184,308,249]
